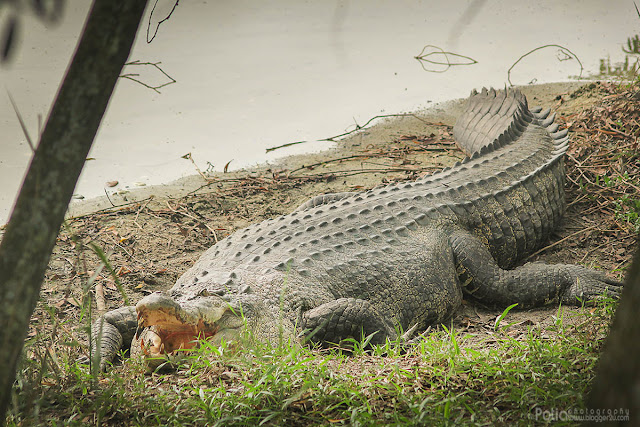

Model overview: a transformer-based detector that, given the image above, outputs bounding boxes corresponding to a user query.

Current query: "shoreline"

[65,81,588,221]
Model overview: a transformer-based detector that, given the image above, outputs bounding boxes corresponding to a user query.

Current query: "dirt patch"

[18,81,638,360]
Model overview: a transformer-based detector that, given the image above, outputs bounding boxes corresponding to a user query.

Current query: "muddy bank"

[66,82,588,219]
[7,78,640,425]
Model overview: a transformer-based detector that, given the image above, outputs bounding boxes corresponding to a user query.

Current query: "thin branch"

[7,91,35,152]
[103,188,116,207]
[286,166,439,179]
[265,113,442,153]
[181,152,210,181]
[286,143,456,175]
[414,44,477,73]
[507,44,583,86]
[120,60,176,93]
[526,225,597,260]
[68,196,155,221]
[146,0,179,43]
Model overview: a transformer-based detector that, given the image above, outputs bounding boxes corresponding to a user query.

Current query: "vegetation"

[4,79,639,426]
[6,297,618,425]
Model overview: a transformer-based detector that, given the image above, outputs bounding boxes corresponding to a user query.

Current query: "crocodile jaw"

[134,292,242,368]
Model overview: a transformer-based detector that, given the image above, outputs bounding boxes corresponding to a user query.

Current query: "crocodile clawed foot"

[397,323,420,344]
[76,355,90,365]
[394,326,433,353]
[561,265,624,305]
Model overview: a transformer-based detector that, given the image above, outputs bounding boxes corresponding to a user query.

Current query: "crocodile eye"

[197,288,226,298]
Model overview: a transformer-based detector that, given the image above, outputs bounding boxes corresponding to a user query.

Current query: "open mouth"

[137,320,218,358]
[134,292,235,364]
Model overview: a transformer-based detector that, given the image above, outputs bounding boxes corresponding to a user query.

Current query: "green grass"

[577,163,640,234]
[580,169,640,233]
[615,195,640,233]
[6,297,617,426]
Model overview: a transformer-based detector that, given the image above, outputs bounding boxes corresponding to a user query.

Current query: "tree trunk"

[0,0,147,422]
[587,240,640,425]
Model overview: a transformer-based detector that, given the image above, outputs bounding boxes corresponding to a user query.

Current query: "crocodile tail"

[453,87,533,157]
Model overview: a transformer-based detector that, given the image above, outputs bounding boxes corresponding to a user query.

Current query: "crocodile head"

[133,292,246,369]
[132,291,295,369]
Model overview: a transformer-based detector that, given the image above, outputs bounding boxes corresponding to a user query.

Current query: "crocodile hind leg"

[90,306,137,371]
[450,230,623,307]
[301,298,399,347]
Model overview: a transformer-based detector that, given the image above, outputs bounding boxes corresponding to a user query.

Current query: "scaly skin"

[91,88,622,371]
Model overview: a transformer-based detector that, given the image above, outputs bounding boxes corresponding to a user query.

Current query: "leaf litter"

[3,80,638,424]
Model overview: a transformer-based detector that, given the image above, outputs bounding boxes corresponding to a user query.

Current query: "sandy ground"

[21,81,635,355]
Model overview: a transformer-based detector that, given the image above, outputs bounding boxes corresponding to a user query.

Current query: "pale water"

[0,0,637,224]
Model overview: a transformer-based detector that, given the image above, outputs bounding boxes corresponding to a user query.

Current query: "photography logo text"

[530,407,629,423]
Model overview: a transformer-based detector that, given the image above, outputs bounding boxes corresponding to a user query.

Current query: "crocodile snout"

[134,292,243,369]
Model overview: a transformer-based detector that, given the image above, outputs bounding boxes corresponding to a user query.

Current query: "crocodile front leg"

[450,230,623,307]
[301,298,398,347]
[91,306,137,371]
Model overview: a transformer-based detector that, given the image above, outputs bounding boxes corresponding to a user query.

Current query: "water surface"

[0,0,636,224]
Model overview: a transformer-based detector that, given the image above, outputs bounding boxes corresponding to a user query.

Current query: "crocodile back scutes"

[453,87,532,157]
[172,88,570,294]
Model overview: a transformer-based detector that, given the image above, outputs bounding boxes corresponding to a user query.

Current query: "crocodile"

[92,88,622,370]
